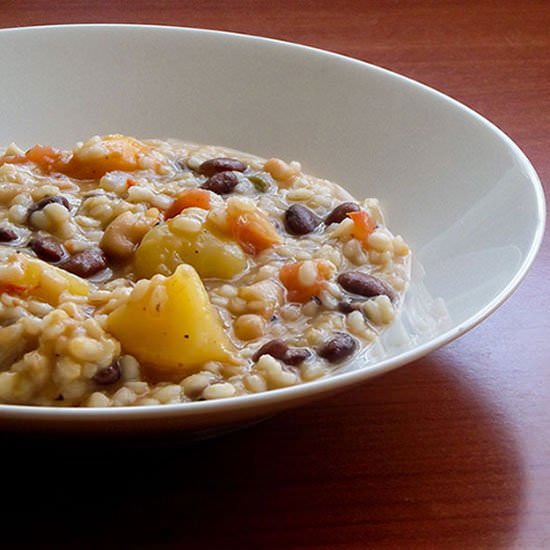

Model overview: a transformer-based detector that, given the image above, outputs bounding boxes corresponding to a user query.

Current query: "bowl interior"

[0,25,544,427]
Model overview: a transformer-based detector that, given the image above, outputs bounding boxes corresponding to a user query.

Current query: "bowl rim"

[0,23,545,421]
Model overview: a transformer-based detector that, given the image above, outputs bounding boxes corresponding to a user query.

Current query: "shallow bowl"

[0,24,544,432]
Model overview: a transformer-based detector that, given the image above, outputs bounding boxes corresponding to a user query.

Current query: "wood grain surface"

[1,1,549,548]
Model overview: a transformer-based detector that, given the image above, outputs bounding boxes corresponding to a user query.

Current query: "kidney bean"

[253,339,311,366]
[28,195,70,218]
[253,339,289,362]
[325,202,361,225]
[284,204,321,235]
[61,248,107,278]
[284,348,312,366]
[93,360,121,385]
[337,299,363,314]
[337,271,396,301]
[199,158,247,177]
[318,333,357,363]
[0,227,17,242]
[200,171,240,195]
[29,236,65,263]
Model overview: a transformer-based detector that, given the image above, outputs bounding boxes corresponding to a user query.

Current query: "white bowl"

[0,25,544,432]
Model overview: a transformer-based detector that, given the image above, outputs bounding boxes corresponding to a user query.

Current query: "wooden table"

[1,2,548,548]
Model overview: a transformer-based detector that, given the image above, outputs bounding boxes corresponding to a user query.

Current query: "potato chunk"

[0,251,88,305]
[134,208,247,280]
[107,265,235,372]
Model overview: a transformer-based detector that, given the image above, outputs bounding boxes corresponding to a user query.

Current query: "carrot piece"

[62,135,154,180]
[0,283,32,296]
[25,145,70,173]
[7,136,159,180]
[229,210,281,255]
[280,260,332,303]
[165,189,211,219]
[0,154,27,166]
[348,210,375,247]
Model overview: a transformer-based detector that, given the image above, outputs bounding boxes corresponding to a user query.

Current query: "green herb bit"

[248,172,275,192]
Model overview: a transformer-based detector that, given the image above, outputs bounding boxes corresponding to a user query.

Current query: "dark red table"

[1,2,549,548]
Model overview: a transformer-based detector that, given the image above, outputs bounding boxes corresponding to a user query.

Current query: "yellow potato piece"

[107,265,235,372]
[0,253,89,305]
[134,209,247,280]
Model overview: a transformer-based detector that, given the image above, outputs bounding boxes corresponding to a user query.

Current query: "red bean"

[28,196,70,218]
[253,339,311,366]
[284,204,321,235]
[199,158,247,177]
[253,339,289,362]
[61,248,107,278]
[325,202,360,225]
[93,361,121,385]
[0,227,17,242]
[337,300,363,314]
[337,271,396,301]
[284,348,311,366]
[200,171,240,195]
[29,236,65,263]
[318,333,357,363]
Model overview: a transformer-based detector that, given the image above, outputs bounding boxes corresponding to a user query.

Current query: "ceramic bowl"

[0,25,544,432]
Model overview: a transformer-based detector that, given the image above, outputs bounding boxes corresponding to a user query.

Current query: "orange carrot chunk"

[25,145,70,173]
[165,189,212,219]
[0,283,32,296]
[280,260,332,303]
[0,144,70,172]
[348,210,375,247]
[0,154,27,166]
[229,210,281,255]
